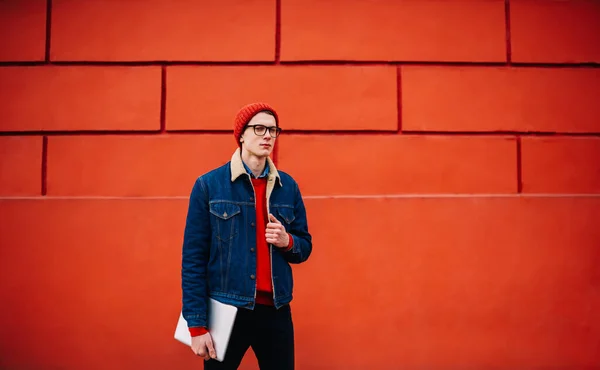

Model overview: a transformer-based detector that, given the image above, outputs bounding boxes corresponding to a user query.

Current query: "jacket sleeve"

[282,181,312,264]
[181,176,211,329]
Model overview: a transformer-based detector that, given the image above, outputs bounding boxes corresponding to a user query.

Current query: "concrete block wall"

[0,1,599,369]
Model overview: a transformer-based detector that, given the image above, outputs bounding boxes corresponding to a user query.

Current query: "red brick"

[50,0,275,62]
[0,198,263,369]
[0,136,42,196]
[521,137,600,194]
[0,66,161,132]
[292,196,600,368]
[0,0,46,61]
[281,0,506,62]
[278,135,517,195]
[0,199,195,369]
[167,66,397,131]
[1,196,599,368]
[47,135,236,196]
[511,0,600,63]
[402,66,600,133]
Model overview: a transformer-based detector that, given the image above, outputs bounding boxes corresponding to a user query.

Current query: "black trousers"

[204,303,295,370]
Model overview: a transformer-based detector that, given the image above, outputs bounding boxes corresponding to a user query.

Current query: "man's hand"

[191,332,216,360]
[266,213,290,248]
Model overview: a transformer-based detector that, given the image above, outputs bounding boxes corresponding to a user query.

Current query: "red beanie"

[233,102,278,147]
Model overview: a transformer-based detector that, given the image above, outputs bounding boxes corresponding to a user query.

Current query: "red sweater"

[189,177,293,337]
[253,177,275,305]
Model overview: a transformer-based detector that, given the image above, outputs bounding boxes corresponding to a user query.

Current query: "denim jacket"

[181,148,313,329]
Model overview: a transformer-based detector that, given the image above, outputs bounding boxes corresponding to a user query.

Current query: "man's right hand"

[191,332,216,360]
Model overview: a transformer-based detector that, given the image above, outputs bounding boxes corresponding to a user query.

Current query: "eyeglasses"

[246,124,282,138]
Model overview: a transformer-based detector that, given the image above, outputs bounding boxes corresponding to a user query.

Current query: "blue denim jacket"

[181,149,313,329]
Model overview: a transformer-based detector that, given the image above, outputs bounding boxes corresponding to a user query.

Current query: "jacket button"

[250,197,254,201]
[250,248,255,252]
[251,222,255,227]
[250,274,256,280]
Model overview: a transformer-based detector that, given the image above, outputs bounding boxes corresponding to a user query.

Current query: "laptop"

[174,298,238,362]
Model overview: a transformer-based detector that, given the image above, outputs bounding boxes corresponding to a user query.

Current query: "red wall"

[1,1,599,369]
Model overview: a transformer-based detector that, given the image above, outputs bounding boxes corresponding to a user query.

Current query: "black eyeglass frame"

[245,124,282,138]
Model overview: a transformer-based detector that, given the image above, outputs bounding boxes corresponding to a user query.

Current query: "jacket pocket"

[209,202,241,241]
[276,206,295,225]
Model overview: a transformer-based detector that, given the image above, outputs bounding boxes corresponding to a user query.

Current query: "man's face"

[240,112,278,158]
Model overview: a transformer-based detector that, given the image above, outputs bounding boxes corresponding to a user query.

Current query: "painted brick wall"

[1,1,599,369]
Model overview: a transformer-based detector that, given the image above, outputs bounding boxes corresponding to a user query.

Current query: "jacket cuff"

[284,233,294,252]
[189,326,208,337]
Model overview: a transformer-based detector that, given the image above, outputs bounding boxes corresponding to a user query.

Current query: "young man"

[181,102,312,369]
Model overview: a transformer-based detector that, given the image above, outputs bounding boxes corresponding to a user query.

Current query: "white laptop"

[174,298,238,362]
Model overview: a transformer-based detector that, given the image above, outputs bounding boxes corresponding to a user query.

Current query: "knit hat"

[233,102,279,147]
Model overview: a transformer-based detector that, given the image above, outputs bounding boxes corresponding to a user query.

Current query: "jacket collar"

[230,148,282,186]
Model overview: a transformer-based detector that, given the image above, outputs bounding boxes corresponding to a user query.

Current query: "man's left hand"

[266,214,290,248]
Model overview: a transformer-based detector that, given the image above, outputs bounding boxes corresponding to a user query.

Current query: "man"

[181,102,312,370]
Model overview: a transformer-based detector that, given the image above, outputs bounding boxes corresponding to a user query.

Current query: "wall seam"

[505,0,512,64]
[3,193,599,201]
[160,66,166,133]
[396,67,402,133]
[275,0,281,63]
[44,0,52,62]
[41,136,48,195]
[1,61,598,68]
[516,135,523,193]
[1,131,600,137]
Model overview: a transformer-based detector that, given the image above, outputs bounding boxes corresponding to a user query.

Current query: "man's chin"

[250,149,272,158]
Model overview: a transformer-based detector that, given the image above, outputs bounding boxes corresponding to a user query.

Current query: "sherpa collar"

[230,148,282,186]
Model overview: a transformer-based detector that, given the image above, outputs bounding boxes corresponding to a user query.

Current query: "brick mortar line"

[275,0,281,63]
[2,131,600,137]
[44,0,52,62]
[396,67,402,133]
[505,0,512,64]
[41,136,48,195]
[160,66,167,133]
[0,61,598,68]
[516,135,522,193]
[1,194,599,200]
